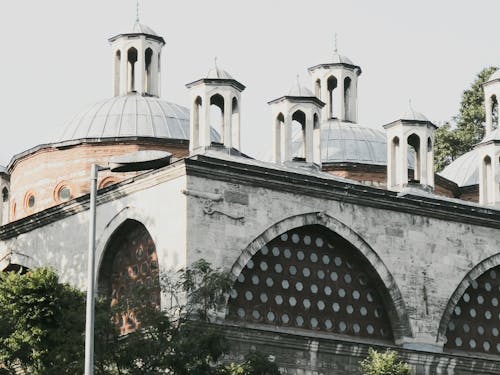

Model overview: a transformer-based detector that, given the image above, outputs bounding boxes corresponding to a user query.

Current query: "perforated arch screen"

[110,223,160,335]
[445,267,500,354]
[227,225,394,341]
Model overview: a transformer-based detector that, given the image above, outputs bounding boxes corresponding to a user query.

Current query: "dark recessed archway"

[98,219,160,334]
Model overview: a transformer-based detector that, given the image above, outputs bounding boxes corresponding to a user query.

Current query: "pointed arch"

[482,155,493,204]
[327,76,337,118]
[292,110,306,159]
[192,96,203,150]
[315,79,321,99]
[439,254,500,353]
[114,50,121,96]
[491,95,498,130]
[145,47,153,94]
[407,133,421,182]
[127,47,138,92]
[97,219,160,335]
[275,112,285,163]
[229,212,411,341]
[344,77,352,120]
[390,136,400,187]
[210,93,225,142]
[2,187,8,202]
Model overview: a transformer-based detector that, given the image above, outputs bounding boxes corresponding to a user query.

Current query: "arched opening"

[444,266,500,354]
[227,225,395,342]
[2,187,8,202]
[275,113,285,162]
[98,219,160,335]
[315,79,321,99]
[327,76,337,119]
[2,264,28,274]
[344,77,352,121]
[483,155,492,203]
[391,137,400,186]
[492,95,498,130]
[127,47,138,92]
[231,97,240,148]
[192,96,202,150]
[210,94,225,144]
[407,134,420,183]
[145,48,153,95]
[313,113,320,163]
[114,50,121,96]
[292,110,306,160]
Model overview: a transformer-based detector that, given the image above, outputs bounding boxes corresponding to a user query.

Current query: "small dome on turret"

[400,106,429,122]
[206,66,234,80]
[331,51,355,66]
[131,22,158,36]
[288,81,314,97]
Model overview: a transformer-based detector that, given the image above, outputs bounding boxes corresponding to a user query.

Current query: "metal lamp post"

[84,151,172,375]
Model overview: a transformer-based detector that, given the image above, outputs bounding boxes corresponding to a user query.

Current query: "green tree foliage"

[360,348,411,375]
[0,262,280,375]
[434,67,497,172]
[0,268,85,374]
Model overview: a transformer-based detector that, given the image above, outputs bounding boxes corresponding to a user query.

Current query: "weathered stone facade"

[1,154,500,374]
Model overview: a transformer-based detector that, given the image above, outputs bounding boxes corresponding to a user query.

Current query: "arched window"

[445,266,500,354]
[313,113,320,163]
[483,155,492,203]
[127,47,138,92]
[114,50,121,96]
[210,94,225,144]
[275,113,285,162]
[192,96,202,150]
[227,225,394,341]
[327,76,337,119]
[2,187,8,202]
[292,110,306,160]
[391,137,400,186]
[231,97,240,147]
[492,95,498,130]
[344,77,352,121]
[98,220,160,335]
[315,79,321,99]
[145,48,153,94]
[407,134,420,182]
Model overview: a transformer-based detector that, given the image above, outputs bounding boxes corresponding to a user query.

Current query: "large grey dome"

[440,129,500,187]
[440,149,480,187]
[292,119,415,166]
[59,94,220,142]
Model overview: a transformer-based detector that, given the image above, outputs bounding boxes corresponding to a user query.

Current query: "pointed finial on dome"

[334,33,338,53]
[408,98,413,109]
[214,56,218,69]
[296,74,300,86]
[136,0,140,23]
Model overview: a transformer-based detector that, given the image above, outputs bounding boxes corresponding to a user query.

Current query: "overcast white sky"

[1,0,499,166]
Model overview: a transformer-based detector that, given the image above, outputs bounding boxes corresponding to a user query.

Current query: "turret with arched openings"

[384,106,437,191]
[186,64,245,154]
[477,130,500,206]
[108,22,165,97]
[308,49,361,123]
[268,80,324,164]
[484,70,500,135]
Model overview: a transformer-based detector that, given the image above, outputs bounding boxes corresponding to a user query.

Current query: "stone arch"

[97,217,160,335]
[438,253,500,344]
[229,211,412,341]
[327,76,337,118]
[114,49,121,96]
[407,133,421,182]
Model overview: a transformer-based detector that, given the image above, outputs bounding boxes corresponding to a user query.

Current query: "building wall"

[185,171,500,374]
[8,141,188,221]
[0,166,188,296]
